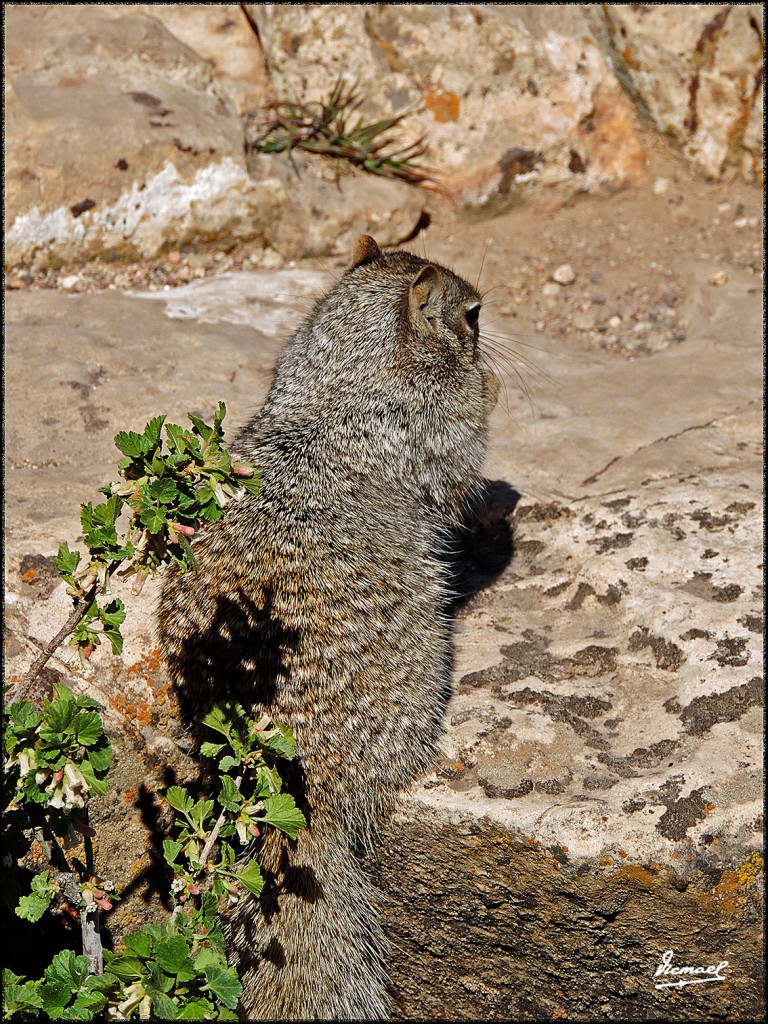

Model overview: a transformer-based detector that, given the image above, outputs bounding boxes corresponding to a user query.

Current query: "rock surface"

[248,2,650,209]
[5,4,763,269]
[4,164,763,1015]
[598,3,764,182]
[4,5,264,266]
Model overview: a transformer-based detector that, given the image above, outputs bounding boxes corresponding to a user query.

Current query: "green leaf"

[43,950,91,993]
[165,422,190,454]
[175,531,199,572]
[143,414,166,448]
[72,711,103,747]
[100,599,126,628]
[2,969,44,1014]
[258,722,297,761]
[16,870,58,922]
[87,743,113,774]
[190,799,215,829]
[187,413,213,443]
[148,478,179,505]
[203,965,242,1011]
[114,429,152,458]
[177,998,217,1020]
[123,930,152,958]
[149,990,181,1019]
[44,685,76,734]
[218,775,241,812]
[154,935,193,976]
[201,704,234,740]
[163,839,183,865]
[213,401,227,434]
[198,892,219,934]
[102,951,144,981]
[79,757,108,796]
[54,541,80,580]
[7,699,43,738]
[235,860,264,897]
[165,786,193,814]
[199,741,226,760]
[237,472,261,495]
[262,794,306,840]
[138,501,168,535]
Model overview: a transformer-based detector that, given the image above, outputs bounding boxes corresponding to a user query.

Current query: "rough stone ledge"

[3,261,763,1019]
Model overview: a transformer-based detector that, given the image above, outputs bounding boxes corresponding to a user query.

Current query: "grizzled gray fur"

[159,235,499,1020]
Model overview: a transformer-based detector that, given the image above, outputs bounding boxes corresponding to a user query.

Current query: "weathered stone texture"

[4,4,763,267]
[4,247,762,1016]
[248,3,650,209]
[599,4,764,182]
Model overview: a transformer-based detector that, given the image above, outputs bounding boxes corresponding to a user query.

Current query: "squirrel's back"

[159,236,499,1019]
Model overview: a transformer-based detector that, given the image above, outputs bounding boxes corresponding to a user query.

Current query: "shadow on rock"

[445,478,520,608]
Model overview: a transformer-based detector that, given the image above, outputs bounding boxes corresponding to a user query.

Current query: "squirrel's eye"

[465,304,481,330]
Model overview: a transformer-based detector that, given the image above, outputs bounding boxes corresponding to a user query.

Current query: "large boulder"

[4,5,268,267]
[247,3,650,211]
[597,4,764,182]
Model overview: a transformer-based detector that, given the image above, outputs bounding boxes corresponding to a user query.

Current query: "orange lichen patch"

[620,46,640,70]
[122,786,139,805]
[452,761,464,771]
[599,856,613,867]
[425,89,460,123]
[738,851,764,887]
[613,863,660,889]
[578,93,649,187]
[703,801,716,814]
[692,857,762,918]
[125,647,164,686]
[20,568,39,581]
[617,849,627,858]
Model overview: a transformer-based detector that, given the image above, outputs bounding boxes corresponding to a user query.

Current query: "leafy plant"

[3,404,308,1019]
[3,898,241,1021]
[162,704,306,906]
[15,404,259,699]
[3,690,306,1020]
[250,77,438,187]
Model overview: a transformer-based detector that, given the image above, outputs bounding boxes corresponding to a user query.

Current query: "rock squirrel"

[159,235,499,1020]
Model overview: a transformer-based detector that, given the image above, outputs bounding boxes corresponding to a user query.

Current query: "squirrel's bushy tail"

[228,821,390,1021]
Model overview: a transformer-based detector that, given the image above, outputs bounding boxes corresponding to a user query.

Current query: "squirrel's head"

[261,235,499,516]
[341,235,500,416]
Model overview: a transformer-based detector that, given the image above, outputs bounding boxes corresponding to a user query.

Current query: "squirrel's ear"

[348,234,381,271]
[409,264,443,319]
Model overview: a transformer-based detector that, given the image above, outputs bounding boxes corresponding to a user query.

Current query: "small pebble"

[708,270,728,287]
[608,315,622,329]
[551,263,576,285]
[572,311,595,332]
[60,275,82,289]
[653,177,670,195]
[542,281,560,298]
